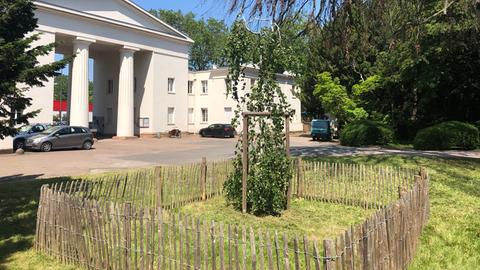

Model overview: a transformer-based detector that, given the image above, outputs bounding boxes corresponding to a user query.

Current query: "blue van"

[311,119,332,141]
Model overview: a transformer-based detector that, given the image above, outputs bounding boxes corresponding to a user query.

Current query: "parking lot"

[2,134,478,180]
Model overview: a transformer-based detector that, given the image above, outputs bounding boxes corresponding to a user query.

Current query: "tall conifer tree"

[0,0,69,138]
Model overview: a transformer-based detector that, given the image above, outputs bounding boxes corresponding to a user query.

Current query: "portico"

[61,37,141,138]
[30,0,193,140]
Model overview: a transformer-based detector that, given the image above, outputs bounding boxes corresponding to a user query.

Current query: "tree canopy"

[295,0,480,139]
[149,9,229,71]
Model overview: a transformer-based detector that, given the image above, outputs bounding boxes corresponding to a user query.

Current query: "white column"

[116,46,139,137]
[70,37,95,127]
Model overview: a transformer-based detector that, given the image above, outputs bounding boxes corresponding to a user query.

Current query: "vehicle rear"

[222,124,235,138]
[311,120,332,141]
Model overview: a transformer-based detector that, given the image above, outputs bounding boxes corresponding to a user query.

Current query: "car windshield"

[40,126,62,135]
[312,121,329,128]
[19,125,33,132]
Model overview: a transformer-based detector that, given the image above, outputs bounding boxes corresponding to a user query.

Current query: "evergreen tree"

[0,0,69,139]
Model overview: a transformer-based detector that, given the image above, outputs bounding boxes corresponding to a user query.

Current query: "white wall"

[152,52,189,133]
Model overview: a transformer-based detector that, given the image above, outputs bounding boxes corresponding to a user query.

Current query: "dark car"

[25,126,94,152]
[13,123,52,151]
[311,119,332,141]
[199,124,235,138]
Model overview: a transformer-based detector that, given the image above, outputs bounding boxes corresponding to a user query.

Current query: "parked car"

[25,126,94,152]
[13,123,52,151]
[199,124,235,138]
[311,119,332,141]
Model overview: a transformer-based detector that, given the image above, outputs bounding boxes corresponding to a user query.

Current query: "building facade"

[187,67,302,134]
[0,0,302,150]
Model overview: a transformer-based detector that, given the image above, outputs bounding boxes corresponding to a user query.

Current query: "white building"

[187,67,302,134]
[0,0,302,150]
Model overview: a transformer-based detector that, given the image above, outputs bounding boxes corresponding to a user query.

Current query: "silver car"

[26,126,94,152]
[13,123,52,151]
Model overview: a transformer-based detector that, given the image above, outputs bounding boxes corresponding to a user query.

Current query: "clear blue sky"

[133,0,234,22]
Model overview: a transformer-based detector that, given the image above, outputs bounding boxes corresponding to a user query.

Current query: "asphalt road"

[1,135,478,180]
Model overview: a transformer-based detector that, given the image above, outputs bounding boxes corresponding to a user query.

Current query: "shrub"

[340,120,394,146]
[413,121,479,150]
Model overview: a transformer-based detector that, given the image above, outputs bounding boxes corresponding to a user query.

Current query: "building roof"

[189,66,295,81]
[34,0,194,44]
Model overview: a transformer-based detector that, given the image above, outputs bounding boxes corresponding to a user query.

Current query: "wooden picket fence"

[35,159,429,269]
[293,159,418,209]
[67,159,233,209]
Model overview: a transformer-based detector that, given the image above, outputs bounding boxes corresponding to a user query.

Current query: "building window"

[292,109,297,121]
[250,78,256,88]
[167,107,175,125]
[106,108,113,125]
[201,80,208,94]
[11,110,23,120]
[139,117,150,128]
[224,107,233,123]
[188,80,194,94]
[188,108,194,124]
[201,108,208,123]
[291,85,297,99]
[168,78,175,93]
[107,80,114,94]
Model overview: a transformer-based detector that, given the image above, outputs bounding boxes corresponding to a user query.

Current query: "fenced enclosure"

[35,158,429,270]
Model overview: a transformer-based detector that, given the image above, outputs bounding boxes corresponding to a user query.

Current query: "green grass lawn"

[0,155,479,269]
[178,197,374,242]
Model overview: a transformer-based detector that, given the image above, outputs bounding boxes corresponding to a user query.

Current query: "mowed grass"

[178,197,374,241]
[0,154,479,269]
[305,155,480,270]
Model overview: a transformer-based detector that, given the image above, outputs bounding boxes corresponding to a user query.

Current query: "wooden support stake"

[201,157,207,201]
[242,116,248,214]
[154,166,163,209]
[296,157,303,198]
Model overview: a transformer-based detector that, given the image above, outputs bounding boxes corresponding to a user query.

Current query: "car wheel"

[13,139,25,151]
[200,131,205,137]
[82,141,93,150]
[40,142,52,152]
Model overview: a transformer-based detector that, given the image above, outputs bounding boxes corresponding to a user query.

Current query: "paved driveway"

[0,135,237,179]
[1,135,478,180]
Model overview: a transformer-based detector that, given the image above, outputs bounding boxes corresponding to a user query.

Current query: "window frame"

[188,80,194,95]
[107,79,114,95]
[168,78,175,94]
[139,117,150,128]
[167,107,175,125]
[188,108,195,124]
[201,80,208,94]
[201,108,208,123]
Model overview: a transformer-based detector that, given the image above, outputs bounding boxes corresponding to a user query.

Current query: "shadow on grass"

[0,175,72,268]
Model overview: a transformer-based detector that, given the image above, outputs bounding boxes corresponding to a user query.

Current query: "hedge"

[340,120,394,146]
[413,121,479,150]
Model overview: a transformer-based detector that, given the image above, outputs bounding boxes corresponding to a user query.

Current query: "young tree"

[223,18,301,216]
[0,0,69,139]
